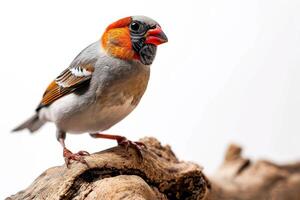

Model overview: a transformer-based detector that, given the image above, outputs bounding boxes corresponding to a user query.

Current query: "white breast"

[89,97,136,132]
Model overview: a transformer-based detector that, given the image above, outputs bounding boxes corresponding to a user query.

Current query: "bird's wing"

[36,63,95,110]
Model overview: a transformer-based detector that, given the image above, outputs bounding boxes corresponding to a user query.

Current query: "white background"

[1,0,300,198]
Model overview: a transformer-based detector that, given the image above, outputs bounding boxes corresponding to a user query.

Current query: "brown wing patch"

[39,81,70,107]
[36,64,94,110]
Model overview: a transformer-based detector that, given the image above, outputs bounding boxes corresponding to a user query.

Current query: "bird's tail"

[12,113,45,133]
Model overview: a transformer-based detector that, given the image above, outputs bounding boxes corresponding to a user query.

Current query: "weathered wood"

[7,138,300,200]
[7,137,209,200]
[206,144,300,200]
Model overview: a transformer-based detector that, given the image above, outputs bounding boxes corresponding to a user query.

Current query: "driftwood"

[7,137,300,200]
[207,144,300,200]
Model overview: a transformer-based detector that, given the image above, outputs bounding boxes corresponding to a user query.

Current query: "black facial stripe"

[130,29,146,40]
[131,35,144,51]
[131,34,157,65]
[129,21,157,65]
[131,32,144,36]
[139,44,157,65]
[132,39,144,53]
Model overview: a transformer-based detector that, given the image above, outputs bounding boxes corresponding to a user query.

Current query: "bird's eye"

[130,21,144,33]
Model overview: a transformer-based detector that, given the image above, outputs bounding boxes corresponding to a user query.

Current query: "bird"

[12,15,168,167]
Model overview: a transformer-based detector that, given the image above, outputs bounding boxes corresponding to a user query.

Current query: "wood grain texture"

[7,137,209,200]
[6,138,300,200]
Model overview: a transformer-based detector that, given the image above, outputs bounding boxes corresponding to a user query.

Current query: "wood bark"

[7,137,300,200]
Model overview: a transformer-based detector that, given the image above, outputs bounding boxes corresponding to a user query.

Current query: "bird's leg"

[57,130,90,168]
[89,133,146,159]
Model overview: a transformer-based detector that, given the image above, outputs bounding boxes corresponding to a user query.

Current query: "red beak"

[145,27,168,46]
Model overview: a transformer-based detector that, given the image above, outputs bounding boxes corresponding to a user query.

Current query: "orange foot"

[63,148,90,168]
[117,137,147,161]
[90,133,147,161]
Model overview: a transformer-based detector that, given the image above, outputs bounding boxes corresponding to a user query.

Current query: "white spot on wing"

[70,67,92,77]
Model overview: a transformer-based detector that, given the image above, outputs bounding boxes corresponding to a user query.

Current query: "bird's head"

[101,16,168,65]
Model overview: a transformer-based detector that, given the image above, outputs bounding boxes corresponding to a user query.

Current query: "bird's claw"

[76,150,90,156]
[117,137,147,161]
[63,148,90,168]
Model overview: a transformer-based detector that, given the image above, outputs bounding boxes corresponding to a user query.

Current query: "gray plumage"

[12,113,45,133]
[13,41,150,137]
[12,16,167,146]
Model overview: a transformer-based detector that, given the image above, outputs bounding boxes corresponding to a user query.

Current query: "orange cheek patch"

[102,27,135,60]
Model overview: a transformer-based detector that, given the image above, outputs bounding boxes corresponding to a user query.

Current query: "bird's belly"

[78,97,136,133]
[48,94,136,133]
